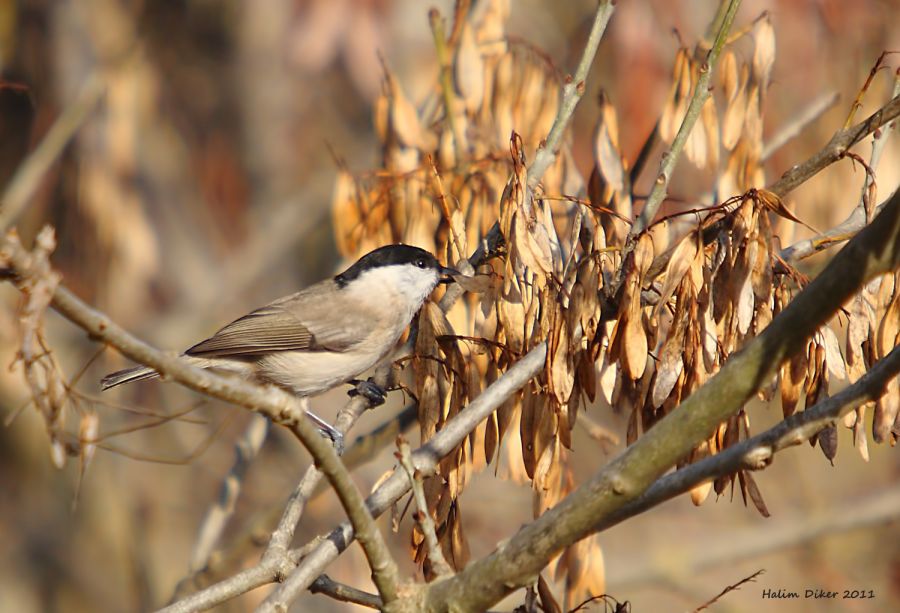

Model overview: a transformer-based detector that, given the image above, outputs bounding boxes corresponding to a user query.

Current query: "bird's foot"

[348,378,387,407]
[318,425,345,456]
[304,410,345,455]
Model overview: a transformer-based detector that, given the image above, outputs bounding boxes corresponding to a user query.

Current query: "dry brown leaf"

[817,327,848,381]
[622,305,648,380]
[387,71,436,151]
[756,188,816,232]
[660,48,691,142]
[874,371,899,443]
[653,230,699,320]
[818,424,838,462]
[739,470,770,517]
[875,289,900,359]
[652,313,687,407]
[551,320,574,405]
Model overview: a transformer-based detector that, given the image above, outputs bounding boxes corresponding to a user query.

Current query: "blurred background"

[1,0,899,611]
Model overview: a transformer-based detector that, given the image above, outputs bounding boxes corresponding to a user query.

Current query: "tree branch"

[596,343,900,535]
[767,93,900,197]
[253,344,548,613]
[628,0,741,238]
[186,414,269,578]
[398,438,453,577]
[310,574,382,610]
[419,184,900,612]
[0,229,401,605]
[526,0,615,190]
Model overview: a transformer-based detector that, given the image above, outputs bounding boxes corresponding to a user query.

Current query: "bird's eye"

[415,259,426,268]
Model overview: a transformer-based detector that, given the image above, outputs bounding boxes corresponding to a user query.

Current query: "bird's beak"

[439,265,459,284]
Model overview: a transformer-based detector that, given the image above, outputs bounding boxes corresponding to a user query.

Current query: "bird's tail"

[100,365,160,391]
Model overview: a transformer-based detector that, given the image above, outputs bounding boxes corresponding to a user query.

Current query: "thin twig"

[526,0,615,190]
[310,574,383,610]
[0,72,105,232]
[185,414,269,580]
[597,343,900,534]
[629,0,742,239]
[761,91,840,161]
[692,569,765,612]
[250,344,548,613]
[1,229,402,606]
[398,437,454,577]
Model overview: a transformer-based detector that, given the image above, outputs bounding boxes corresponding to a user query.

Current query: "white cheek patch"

[355,265,440,308]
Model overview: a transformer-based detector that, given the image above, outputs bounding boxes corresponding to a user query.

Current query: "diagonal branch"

[526,0,615,189]
[235,345,547,613]
[767,93,900,197]
[596,343,900,535]
[419,184,900,612]
[628,0,741,239]
[398,438,453,577]
[0,229,402,605]
[185,414,269,579]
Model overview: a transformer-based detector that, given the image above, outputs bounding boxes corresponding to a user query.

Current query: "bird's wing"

[184,282,367,358]
[184,303,316,357]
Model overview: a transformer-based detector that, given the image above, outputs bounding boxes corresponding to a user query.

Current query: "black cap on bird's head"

[334,244,458,287]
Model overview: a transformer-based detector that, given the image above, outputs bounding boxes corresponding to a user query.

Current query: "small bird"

[101,244,458,450]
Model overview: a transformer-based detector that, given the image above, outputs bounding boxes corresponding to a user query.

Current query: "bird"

[101,244,458,451]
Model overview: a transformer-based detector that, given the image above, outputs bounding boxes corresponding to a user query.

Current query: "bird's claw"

[318,426,345,456]
[348,378,387,407]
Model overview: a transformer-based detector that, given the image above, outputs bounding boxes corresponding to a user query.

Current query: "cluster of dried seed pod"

[330,1,899,601]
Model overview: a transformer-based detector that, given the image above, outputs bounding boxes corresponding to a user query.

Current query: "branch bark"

[0,229,402,605]
[628,0,741,238]
[252,345,548,613]
[419,184,900,612]
[597,343,900,535]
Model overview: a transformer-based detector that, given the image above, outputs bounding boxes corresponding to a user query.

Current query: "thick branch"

[597,343,900,534]
[420,183,900,612]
